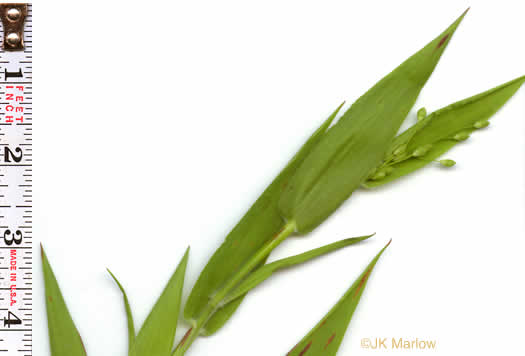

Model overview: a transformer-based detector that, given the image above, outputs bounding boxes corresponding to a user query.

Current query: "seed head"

[393,144,407,156]
[384,166,394,175]
[417,107,427,121]
[370,171,386,180]
[412,144,433,157]
[439,159,456,167]
[453,131,470,141]
[473,120,490,129]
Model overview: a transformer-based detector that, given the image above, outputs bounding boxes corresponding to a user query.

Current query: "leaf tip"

[374,239,392,260]
[384,239,392,249]
[107,269,121,289]
[360,233,375,241]
[435,8,469,51]
[326,101,346,128]
[458,7,470,22]
[106,269,125,293]
[183,246,191,263]
[435,10,468,52]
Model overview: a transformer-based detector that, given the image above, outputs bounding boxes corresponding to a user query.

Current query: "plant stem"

[173,220,297,355]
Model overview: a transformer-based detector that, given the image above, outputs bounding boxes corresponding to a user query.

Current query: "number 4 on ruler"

[4,311,22,327]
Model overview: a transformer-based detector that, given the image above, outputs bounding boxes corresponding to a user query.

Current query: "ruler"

[0,3,32,356]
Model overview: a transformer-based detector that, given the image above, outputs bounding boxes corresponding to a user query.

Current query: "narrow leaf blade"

[184,104,344,335]
[131,248,189,356]
[364,75,525,188]
[223,234,373,304]
[107,269,135,352]
[41,246,87,356]
[286,241,391,356]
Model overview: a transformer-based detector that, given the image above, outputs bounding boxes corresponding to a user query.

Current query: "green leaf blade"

[107,269,135,352]
[223,234,373,305]
[184,104,344,335]
[41,246,87,356]
[131,248,189,356]
[279,10,467,234]
[364,75,525,188]
[286,240,391,356]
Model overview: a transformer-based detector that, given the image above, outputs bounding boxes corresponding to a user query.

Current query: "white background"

[33,1,525,355]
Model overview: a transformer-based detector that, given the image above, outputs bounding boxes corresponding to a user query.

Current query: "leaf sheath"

[184,104,344,334]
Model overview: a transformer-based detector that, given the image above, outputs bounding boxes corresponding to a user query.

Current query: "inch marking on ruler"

[0,3,32,356]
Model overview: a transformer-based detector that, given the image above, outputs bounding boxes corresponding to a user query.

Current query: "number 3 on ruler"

[2,229,23,245]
